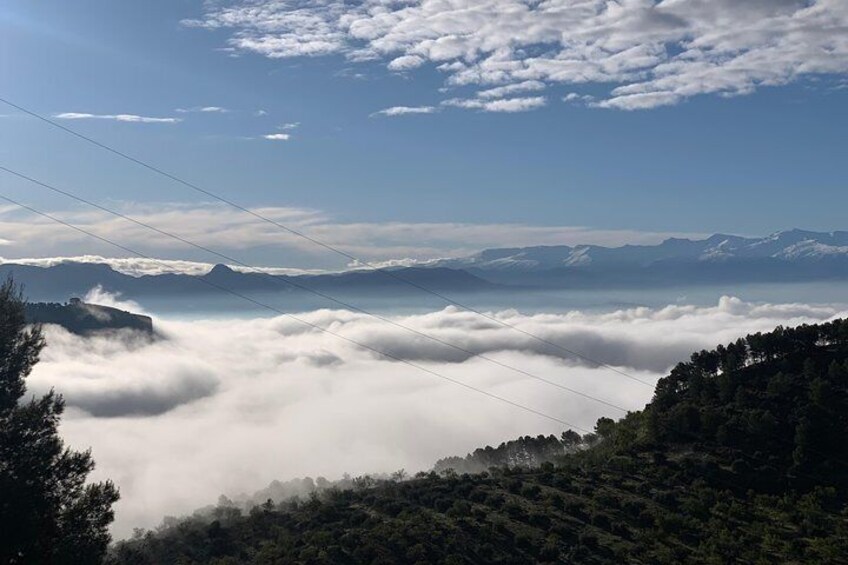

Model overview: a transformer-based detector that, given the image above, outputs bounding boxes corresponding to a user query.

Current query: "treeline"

[643,319,848,487]
[433,430,589,475]
[107,318,848,563]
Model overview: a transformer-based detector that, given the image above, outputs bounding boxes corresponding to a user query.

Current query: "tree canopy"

[0,280,119,564]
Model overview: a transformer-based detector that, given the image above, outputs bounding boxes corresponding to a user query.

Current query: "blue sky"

[1,0,847,269]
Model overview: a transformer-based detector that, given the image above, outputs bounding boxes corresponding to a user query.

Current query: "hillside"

[25,299,153,336]
[108,319,848,564]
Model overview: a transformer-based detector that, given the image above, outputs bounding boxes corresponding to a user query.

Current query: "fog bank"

[27,296,847,538]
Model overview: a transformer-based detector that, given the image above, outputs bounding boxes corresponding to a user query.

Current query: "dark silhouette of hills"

[108,319,848,563]
[25,299,153,335]
[0,263,497,302]
[4,229,848,298]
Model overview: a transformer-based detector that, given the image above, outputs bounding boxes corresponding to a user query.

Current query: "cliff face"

[25,300,153,335]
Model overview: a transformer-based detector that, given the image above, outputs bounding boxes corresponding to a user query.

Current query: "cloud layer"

[28,295,847,538]
[185,0,848,110]
[0,201,701,269]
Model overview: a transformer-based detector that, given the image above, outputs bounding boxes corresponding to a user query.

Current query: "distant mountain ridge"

[428,229,848,287]
[3,230,847,299]
[0,262,496,303]
[435,229,848,271]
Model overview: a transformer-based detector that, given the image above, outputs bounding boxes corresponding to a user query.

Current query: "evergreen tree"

[0,279,119,564]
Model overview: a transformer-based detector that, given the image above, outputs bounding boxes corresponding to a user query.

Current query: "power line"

[0,96,654,389]
[0,190,594,433]
[0,165,633,414]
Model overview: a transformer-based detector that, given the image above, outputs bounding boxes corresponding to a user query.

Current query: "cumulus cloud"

[388,54,425,71]
[262,133,291,140]
[444,96,548,113]
[30,295,848,538]
[563,92,596,105]
[477,81,547,99]
[175,106,229,113]
[184,0,848,110]
[372,105,438,117]
[53,112,181,124]
[0,202,703,268]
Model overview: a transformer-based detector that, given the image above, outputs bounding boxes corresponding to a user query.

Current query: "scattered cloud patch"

[478,81,546,99]
[444,96,547,113]
[53,112,180,124]
[262,133,291,141]
[372,105,438,117]
[176,106,229,113]
[563,92,595,105]
[185,0,848,110]
[388,55,425,71]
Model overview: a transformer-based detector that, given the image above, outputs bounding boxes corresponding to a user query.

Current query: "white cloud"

[372,105,438,117]
[0,255,222,277]
[83,285,145,313]
[388,54,425,71]
[262,133,291,140]
[176,106,229,113]
[477,80,546,99]
[443,96,547,113]
[185,0,848,110]
[30,295,847,538]
[0,201,704,268]
[279,122,300,130]
[53,113,180,124]
[0,255,325,277]
[563,92,595,105]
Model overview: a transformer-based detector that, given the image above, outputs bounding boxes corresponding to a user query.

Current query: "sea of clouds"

[26,295,848,538]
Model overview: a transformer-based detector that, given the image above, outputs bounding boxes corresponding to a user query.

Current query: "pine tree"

[0,279,119,564]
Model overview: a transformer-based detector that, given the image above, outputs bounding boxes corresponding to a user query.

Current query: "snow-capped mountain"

[434,230,848,272]
[425,230,848,288]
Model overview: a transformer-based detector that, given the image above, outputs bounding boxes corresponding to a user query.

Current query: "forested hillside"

[109,320,848,564]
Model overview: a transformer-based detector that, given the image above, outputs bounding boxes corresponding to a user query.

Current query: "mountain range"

[2,230,847,301]
[0,262,495,303]
[429,229,848,287]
